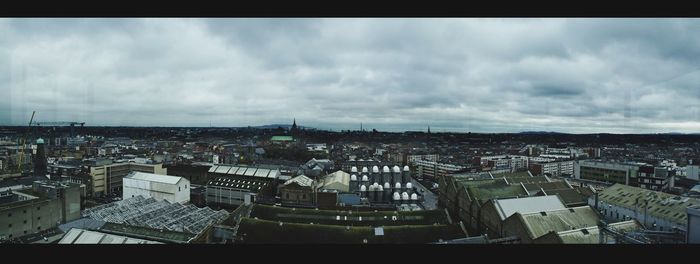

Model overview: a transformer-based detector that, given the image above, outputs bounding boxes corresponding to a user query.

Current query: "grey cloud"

[2,18,700,133]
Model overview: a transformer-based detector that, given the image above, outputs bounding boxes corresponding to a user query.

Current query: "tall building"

[88,160,167,197]
[0,180,81,241]
[33,138,47,179]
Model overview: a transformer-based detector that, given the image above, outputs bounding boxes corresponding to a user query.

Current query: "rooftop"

[125,171,183,185]
[208,165,280,179]
[597,183,700,224]
[467,183,528,203]
[508,206,599,240]
[493,195,567,221]
[283,175,315,187]
[249,204,449,226]
[59,228,163,244]
[82,195,229,235]
[235,218,465,244]
[271,136,294,141]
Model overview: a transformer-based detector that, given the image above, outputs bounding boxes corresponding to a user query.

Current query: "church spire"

[428,126,431,134]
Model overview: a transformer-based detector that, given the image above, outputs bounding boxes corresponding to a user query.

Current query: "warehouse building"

[501,206,600,243]
[591,184,700,234]
[122,172,190,204]
[533,220,642,244]
[479,195,567,237]
[205,165,280,208]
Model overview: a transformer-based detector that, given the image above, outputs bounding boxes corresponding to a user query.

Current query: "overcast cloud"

[1,18,700,133]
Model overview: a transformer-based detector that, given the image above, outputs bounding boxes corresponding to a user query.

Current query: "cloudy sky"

[1,18,700,133]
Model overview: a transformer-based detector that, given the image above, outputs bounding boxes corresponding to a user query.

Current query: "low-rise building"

[122,172,190,204]
[279,175,316,207]
[413,159,465,180]
[529,160,574,177]
[501,206,600,243]
[591,184,700,234]
[205,165,279,208]
[479,195,567,237]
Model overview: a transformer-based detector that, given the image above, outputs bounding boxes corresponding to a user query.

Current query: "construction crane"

[34,121,85,138]
[18,111,36,174]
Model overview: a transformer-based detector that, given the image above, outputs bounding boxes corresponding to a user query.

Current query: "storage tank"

[403,165,411,183]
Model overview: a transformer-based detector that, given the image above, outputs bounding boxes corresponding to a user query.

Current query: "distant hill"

[518,131,569,135]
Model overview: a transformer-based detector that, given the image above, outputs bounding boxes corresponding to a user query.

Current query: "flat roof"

[125,171,183,185]
[494,195,567,220]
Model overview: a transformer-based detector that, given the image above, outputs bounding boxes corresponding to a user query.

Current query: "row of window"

[7,207,41,218]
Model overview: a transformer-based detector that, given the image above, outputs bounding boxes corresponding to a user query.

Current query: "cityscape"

[2,18,700,244]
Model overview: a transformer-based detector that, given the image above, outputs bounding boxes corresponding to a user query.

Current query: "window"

[8,224,11,228]
[23,231,27,234]
[37,207,40,211]
[8,213,11,217]
[37,226,41,230]
[23,210,26,214]
[23,220,26,224]
[179,187,181,191]
[37,217,41,220]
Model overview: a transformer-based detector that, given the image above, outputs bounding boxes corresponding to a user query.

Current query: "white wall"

[123,177,190,204]
[688,166,699,181]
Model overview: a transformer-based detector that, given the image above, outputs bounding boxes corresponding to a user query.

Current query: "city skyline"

[2,18,700,133]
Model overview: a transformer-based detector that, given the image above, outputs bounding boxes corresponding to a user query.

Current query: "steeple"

[291,118,299,136]
[428,126,431,134]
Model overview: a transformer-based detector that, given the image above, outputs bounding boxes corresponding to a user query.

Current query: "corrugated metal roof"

[318,170,350,192]
[494,195,567,220]
[598,184,699,224]
[545,220,642,244]
[514,206,599,240]
[59,228,162,244]
[125,172,182,185]
[284,175,315,187]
